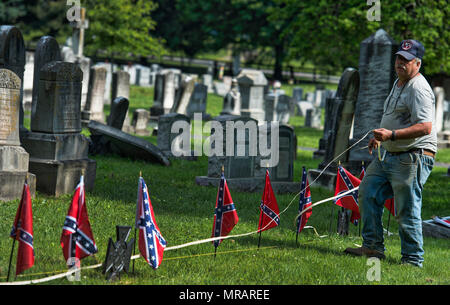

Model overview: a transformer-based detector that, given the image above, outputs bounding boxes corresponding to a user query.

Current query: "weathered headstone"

[132,109,150,136]
[187,83,210,120]
[21,61,96,196]
[157,113,195,159]
[304,107,321,128]
[292,87,303,102]
[237,69,268,123]
[347,29,397,168]
[82,65,107,124]
[0,69,36,201]
[172,76,195,115]
[263,124,295,182]
[308,67,360,190]
[111,70,132,132]
[31,36,62,122]
[296,101,314,117]
[275,94,293,124]
[23,51,34,111]
[107,96,129,130]
[220,79,241,116]
[0,25,26,135]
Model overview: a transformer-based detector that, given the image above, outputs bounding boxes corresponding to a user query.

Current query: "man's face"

[395,55,420,80]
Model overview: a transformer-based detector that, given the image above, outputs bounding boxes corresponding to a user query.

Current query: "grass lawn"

[1,84,449,285]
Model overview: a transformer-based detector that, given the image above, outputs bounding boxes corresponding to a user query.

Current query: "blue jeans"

[359,151,434,267]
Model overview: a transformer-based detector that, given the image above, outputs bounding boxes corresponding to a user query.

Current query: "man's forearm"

[394,122,432,140]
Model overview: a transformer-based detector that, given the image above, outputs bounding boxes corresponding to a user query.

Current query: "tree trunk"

[273,43,284,81]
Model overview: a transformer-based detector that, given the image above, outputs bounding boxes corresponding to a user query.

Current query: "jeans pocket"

[398,152,417,165]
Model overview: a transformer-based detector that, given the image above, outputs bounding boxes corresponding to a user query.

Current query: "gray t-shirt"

[380,73,437,153]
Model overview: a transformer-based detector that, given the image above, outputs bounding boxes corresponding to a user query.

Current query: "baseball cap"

[396,39,425,61]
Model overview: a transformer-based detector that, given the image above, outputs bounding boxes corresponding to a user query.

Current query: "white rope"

[1,129,373,285]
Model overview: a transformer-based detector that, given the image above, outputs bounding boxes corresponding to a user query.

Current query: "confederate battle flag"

[211,172,239,248]
[258,169,280,233]
[296,166,312,234]
[135,176,166,269]
[10,180,34,275]
[334,166,360,225]
[61,175,98,264]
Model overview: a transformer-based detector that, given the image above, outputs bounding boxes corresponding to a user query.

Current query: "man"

[344,39,437,267]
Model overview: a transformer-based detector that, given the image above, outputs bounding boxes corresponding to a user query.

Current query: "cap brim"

[395,51,416,61]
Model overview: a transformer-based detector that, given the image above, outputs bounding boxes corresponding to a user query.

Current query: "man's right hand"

[368,138,380,155]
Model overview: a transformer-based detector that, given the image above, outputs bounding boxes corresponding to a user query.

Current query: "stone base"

[0,145,29,172]
[195,176,301,194]
[0,171,36,202]
[21,132,89,161]
[28,158,96,196]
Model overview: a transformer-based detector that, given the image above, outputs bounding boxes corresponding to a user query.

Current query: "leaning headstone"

[132,109,150,136]
[237,69,268,123]
[308,67,360,190]
[0,25,26,135]
[21,61,96,196]
[347,29,397,169]
[0,69,36,201]
[172,76,195,115]
[88,120,170,166]
[31,36,62,122]
[111,70,132,132]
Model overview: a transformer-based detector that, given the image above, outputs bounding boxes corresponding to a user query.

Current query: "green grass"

[3,84,449,285]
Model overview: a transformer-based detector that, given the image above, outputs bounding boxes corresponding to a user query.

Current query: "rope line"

[1,130,373,285]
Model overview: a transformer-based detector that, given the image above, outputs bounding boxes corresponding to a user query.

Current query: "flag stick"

[214,246,217,259]
[7,174,28,281]
[6,234,17,282]
[132,171,142,274]
[386,209,391,236]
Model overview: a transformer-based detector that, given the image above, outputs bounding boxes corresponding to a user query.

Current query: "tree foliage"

[83,0,165,58]
[271,0,449,75]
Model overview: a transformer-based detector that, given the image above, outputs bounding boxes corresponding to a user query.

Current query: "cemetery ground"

[1,84,449,285]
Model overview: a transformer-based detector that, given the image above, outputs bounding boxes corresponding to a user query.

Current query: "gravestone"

[82,65,107,124]
[220,79,241,116]
[23,51,34,111]
[78,56,91,110]
[292,87,303,103]
[434,86,444,132]
[275,94,293,124]
[296,101,313,117]
[0,69,36,201]
[347,29,397,169]
[31,36,62,122]
[202,74,213,93]
[107,96,129,130]
[111,70,132,132]
[187,83,210,120]
[237,69,268,123]
[313,97,335,159]
[308,67,360,190]
[263,124,295,182]
[0,25,26,135]
[304,107,321,128]
[172,76,195,115]
[21,61,96,196]
[132,109,150,136]
[157,113,195,159]
[88,120,170,166]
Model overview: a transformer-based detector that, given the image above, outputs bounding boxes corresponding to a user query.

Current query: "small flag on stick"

[296,167,312,244]
[334,165,361,225]
[258,169,280,248]
[61,174,98,266]
[135,176,166,269]
[8,178,34,279]
[211,168,239,255]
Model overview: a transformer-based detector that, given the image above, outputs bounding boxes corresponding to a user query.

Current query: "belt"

[388,148,435,158]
